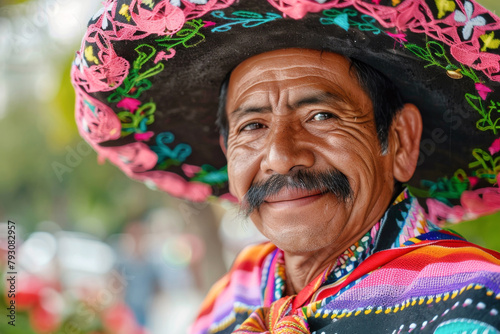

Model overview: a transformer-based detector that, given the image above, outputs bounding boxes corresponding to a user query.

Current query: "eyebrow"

[289,91,347,110]
[230,91,349,121]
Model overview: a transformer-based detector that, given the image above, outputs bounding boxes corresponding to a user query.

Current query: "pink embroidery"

[98,142,158,174]
[182,164,202,178]
[386,31,408,43]
[75,92,121,143]
[461,187,500,216]
[130,0,185,36]
[426,185,500,225]
[72,0,500,203]
[154,49,176,64]
[267,0,333,20]
[468,176,479,188]
[117,97,141,112]
[134,131,155,141]
[137,170,212,201]
[475,83,493,100]
[489,137,500,155]
[203,20,216,27]
[266,0,500,81]
[72,31,130,93]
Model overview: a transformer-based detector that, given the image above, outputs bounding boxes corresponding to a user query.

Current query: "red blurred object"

[29,305,61,333]
[8,275,45,311]
[102,302,145,334]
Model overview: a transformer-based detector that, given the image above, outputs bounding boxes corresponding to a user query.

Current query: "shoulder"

[312,239,500,333]
[332,237,500,310]
[190,242,276,334]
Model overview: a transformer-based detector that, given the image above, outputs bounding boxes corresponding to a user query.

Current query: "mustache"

[241,169,353,216]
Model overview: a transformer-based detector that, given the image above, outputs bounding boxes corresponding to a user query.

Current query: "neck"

[282,224,373,295]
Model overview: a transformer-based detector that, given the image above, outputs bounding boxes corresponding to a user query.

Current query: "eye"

[241,122,266,131]
[310,112,336,122]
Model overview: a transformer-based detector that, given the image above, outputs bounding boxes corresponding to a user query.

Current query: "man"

[190,48,500,334]
[72,0,500,332]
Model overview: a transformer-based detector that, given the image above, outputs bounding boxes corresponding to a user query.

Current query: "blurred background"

[0,0,499,333]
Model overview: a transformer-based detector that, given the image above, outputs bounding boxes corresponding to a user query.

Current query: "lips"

[264,188,325,207]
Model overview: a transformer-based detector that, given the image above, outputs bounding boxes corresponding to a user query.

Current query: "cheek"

[227,145,261,199]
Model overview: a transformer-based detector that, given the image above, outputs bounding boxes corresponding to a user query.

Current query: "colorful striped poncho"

[191,190,500,333]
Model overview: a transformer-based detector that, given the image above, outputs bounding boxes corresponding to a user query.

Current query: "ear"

[390,103,422,183]
[219,135,227,155]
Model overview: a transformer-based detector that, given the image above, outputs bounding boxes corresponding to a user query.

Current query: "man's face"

[224,49,398,254]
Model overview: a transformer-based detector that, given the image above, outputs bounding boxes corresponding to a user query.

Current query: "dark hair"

[216,57,404,152]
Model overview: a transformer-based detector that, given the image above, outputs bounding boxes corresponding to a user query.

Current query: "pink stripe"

[345,259,500,290]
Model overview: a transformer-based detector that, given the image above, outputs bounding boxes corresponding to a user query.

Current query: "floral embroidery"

[454,1,486,40]
[409,170,470,204]
[490,138,500,155]
[320,9,382,35]
[91,2,114,29]
[404,41,480,82]
[210,11,281,33]
[465,95,500,134]
[117,102,156,138]
[480,31,500,51]
[170,0,208,6]
[108,44,164,103]
[469,148,500,184]
[190,165,228,185]
[150,132,192,169]
[72,0,500,204]
[155,19,207,50]
[435,0,456,19]
[119,4,132,22]
[84,46,99,65]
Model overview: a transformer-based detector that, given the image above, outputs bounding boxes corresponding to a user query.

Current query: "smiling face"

[224,49,406,254]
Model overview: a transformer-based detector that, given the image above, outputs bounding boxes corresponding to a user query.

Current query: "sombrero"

[72,0,500,224]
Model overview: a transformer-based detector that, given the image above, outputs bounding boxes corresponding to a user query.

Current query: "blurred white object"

[57,231,115,274]
[19,231,57,273]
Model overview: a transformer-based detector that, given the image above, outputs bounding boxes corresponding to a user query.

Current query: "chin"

[262,224,340,254]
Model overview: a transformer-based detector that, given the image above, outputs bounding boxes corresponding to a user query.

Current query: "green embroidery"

[156,19,206,50]
[408,170,469,204]
[405,41,480,82]
[469,148,500,184]
[190,165,228,186]
[405,41,500,136]
[108,44,164,103]
[150,132,192,169]
[466,94,500,134]
[117,102,156,137]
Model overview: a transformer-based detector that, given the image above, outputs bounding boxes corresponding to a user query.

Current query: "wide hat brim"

[72,0,500,223]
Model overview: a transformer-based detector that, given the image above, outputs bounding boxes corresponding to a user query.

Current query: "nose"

[260,122,315,175]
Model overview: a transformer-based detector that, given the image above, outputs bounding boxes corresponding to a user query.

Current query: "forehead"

[226,48,367,110]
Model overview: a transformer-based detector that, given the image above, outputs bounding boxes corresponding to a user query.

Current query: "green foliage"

[450,211,500,252]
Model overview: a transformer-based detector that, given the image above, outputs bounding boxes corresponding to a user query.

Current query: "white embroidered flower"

[74,52,89,74]
[169,0,181,7]
[186,0,209,4]
[91,3,113,30]
[454,1,486,40]
[170,0,208,6]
